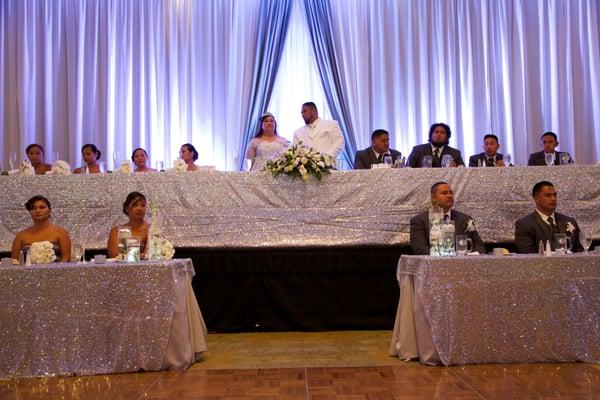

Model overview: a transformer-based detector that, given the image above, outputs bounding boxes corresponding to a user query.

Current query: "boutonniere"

[565,222,575,234]
[465,219,476,232]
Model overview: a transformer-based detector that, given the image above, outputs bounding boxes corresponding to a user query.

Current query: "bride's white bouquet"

[51,160,71,175]
[265,141,335,181]
[29,241,57,264]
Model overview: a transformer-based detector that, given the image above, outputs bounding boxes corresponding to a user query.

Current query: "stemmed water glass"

[73,243,85,263]
[113,151,120,171]
[9,152,17,170]
[544,153,554,166]
[580,228,593,253]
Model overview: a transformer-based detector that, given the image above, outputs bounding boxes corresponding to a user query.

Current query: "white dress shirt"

[293,118,344,158]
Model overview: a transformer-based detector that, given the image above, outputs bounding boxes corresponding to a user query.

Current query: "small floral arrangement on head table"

[171,159,187,172]
[50,160,72,175]
[116,160,133,173]
[29,241,57,264]
[19,161,35,176]
[265,141,335,181]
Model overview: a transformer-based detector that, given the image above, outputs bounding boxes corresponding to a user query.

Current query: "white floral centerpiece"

[50,160,71,175]
[265,141,335,181]
[158,238,175,259]
[147,202,175,260]
[29,241,57,264]
[170,159,187,172]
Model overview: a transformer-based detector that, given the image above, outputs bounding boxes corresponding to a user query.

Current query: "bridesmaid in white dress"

[245,112,290,171]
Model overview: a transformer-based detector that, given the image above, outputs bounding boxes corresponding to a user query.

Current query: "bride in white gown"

[245,112,290,171]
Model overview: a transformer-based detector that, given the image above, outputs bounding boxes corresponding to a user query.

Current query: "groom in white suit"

[293,102,344,159]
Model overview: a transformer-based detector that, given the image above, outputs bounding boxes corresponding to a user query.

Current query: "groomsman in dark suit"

[409,181,485,255]
[407,123,465,168]
[527,132,574,165]
[353,129,402,169]
[468,134,507,167]
[514,181,582,253]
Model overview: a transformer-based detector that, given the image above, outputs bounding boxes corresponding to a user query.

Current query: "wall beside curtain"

[1,0,599,170]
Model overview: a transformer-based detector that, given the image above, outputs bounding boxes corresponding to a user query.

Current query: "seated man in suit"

[353,129,402,169]
[515,181,582,253]
[409,181,485,255]
[527,132,574,165]
[468,134,507,167]
[407,123,465,168]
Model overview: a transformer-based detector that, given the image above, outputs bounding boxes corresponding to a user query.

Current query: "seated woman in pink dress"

[11,195,71,262]
[131,148,157,173]
[107,192,149,259]
[180,143,199,171]
[25,144,52,175]
[74,144,103,174]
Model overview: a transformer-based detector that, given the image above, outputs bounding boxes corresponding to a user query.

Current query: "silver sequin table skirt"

[389,253,600,365]
[0,258,207,377]
[1,165,599,251]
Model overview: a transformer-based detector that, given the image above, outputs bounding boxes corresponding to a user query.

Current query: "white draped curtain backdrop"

[1,0,599,170]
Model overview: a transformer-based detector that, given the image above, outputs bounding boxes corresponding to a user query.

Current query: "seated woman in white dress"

[11,195,71,262]
[245,112,290,171]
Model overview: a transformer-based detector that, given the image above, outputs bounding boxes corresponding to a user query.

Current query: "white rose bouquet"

[29,241,57,264]
[265,141,335,181]
[51,160,72,175]
[171,159,187,172]
[465,219,476,232]
[19,161,35,176]
[159,238,175,259]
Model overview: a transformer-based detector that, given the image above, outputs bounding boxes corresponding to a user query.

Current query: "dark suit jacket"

[514,211,582,253]
[407,143,465,168]
[468,152,505,167]
[353,147,402,169]
[409,209,486,255]
[527,151,573,166]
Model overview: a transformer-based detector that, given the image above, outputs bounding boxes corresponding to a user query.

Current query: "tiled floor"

[3,364,600,399]
[2,331,600,399]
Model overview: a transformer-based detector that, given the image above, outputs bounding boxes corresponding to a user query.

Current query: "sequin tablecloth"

[389,253,600,365]
[0,258,207,378]
[0,165,599,251]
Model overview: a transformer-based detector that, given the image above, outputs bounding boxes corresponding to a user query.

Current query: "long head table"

[0,258,206,378]
[0,166,599,251]
[389,253,600,365]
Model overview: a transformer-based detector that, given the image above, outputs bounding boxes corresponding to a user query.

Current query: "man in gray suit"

[527,132,574,166]
[407,123,465,168]
[514,181,582,253]
[353,129,402,169]
[409,181,485,255]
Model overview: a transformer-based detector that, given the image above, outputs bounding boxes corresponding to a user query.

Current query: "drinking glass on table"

[421,155,432,168]
[112,150,120,171]
[545,153,554,166]
[455,235,473,256]
[580,228,593,253]
[126,237,141,262]
[73,243,84,263]
[9,152,17,170]
[441,154,454,168]
[554,234,571,254]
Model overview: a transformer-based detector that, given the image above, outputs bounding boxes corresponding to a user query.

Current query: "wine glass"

[155,161,164,172]
[503,153,512,166]
[112,150,120,171]
[73,243,84,263]
[51,152,60,163]
[544,153,554,166]
[580,228,593,253]
[9,152,17,170]
[98,161,106,173]
[441,154,453,168]
[383,155,393,166]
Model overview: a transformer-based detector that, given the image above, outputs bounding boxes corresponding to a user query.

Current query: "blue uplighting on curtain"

[238,0,293,170]
[301,0,357,166]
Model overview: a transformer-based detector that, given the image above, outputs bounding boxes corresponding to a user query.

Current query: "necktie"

[547,216,558,235]
[486,157,495,167]
[433,148,440,159]
[377,153,383,163]
[443,214,450,222]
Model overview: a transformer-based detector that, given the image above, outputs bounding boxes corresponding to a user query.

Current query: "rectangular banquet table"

[0,258,207,378]
[389,253,600,365]
[1,166,599,251]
